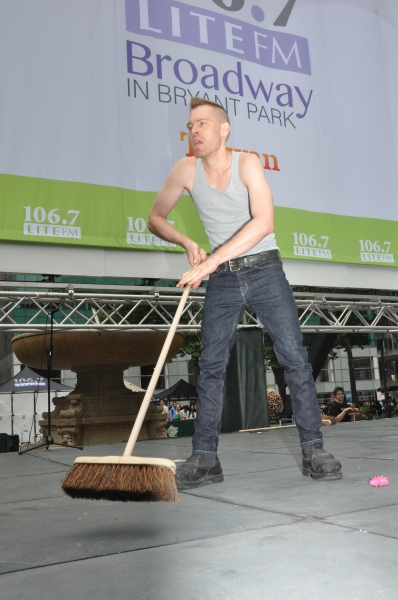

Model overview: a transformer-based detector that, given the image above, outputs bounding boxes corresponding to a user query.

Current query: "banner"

[1,0,398,268]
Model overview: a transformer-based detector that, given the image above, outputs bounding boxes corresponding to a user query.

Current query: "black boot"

[175,454,224,490]
[302,442,342,480]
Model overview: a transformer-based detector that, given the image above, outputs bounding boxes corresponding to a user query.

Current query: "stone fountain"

[11,331,182,446]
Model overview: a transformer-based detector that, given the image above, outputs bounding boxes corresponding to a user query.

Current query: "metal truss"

[0,281,398,334]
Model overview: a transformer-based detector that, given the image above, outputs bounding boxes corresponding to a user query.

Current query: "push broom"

[61,285,191,503]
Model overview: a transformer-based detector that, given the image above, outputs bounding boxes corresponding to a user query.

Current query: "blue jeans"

[192,255,323,455]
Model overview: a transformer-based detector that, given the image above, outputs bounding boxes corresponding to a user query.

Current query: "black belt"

[219,249,280,272]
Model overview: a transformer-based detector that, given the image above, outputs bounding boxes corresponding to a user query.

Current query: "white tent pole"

[11,392,14,436]
[33,391,37,440]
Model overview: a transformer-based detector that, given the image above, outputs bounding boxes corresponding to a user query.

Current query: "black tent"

[154,379,197,403]
[0,366,73,440]
[0,366,72,394]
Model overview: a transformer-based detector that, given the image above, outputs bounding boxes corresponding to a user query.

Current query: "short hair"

[332,386,345,397]
[190,97,230,125]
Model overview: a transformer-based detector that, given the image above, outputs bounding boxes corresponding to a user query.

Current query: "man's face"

[173,402,177,408]
[159,400,164,406]
[187,105,229,158]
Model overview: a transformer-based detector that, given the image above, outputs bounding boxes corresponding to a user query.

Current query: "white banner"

[0,0,398,269]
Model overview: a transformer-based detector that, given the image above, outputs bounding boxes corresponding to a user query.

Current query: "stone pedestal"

[39,392,168,447]
[12,331,182,446]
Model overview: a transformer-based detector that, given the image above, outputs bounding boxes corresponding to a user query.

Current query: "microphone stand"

[19,305,83,454]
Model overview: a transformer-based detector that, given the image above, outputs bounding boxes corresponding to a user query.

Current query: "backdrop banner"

[1,0,397,268]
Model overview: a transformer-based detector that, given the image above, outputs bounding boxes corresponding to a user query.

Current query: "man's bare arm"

[177,153,274,288]
[148,158,206,267]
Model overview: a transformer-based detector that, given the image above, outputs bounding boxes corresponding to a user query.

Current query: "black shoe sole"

[301,466,343,480]
[176,473,224,490]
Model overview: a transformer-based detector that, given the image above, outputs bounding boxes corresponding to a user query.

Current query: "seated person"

[158,399,169,415]
[181,405,190,419]
[329,387,359,423]
[319,402,328,416]
[169,401,178,421]
[383,395,395,418]
[351,401,364,418]
[188,403,197,419]
[174,404,184,420]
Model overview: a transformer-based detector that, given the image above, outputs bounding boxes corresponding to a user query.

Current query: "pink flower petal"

[369,475,389,487]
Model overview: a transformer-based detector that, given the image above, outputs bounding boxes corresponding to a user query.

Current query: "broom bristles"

[62,463,179,502]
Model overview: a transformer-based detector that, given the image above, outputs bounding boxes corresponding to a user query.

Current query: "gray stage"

[1,419,398,599]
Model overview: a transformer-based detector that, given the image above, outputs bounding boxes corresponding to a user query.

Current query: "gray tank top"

[191,151,278,257]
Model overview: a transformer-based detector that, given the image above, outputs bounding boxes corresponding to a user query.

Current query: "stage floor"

[1,419,398,599]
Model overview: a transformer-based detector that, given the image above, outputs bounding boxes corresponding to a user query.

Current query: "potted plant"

[267,388,283,424]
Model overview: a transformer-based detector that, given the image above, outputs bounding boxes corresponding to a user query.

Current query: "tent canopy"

[154,379,197,402]
[377,380,398,392]
[0,366,73,394]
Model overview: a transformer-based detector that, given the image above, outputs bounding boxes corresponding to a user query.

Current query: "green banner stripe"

[275,206,398,267]
[1,173,397,267]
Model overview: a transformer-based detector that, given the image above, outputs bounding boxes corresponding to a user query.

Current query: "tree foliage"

[177,333,203,385]
[177,333,203,363]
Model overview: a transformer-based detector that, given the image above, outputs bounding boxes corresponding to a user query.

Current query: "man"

[148,97,342,489]
[159,399,169,416]
[169,401,178,421]
[181,405,189,419]
[329,387,359,423]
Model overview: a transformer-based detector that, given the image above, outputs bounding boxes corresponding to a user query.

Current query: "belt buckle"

[228,259,240,272]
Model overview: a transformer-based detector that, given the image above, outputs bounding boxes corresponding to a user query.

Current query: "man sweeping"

[148,97,342,489]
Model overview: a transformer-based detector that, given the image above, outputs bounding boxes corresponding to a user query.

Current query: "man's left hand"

[177,255,219,289]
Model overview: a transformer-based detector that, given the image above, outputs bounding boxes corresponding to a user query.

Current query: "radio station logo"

[23,207,81,239]
[126,216,176,247]
[126,0,310,76]
[293,232,332,260]
[14,376,46,388]
[359,240,394,264]
[125,0,313,127]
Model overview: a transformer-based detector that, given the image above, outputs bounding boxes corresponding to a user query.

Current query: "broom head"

[61,456,179,502]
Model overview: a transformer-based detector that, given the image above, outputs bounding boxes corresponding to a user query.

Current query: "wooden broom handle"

[123,285,191,457]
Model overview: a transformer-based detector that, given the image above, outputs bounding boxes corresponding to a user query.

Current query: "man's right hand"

[185,241,207,267]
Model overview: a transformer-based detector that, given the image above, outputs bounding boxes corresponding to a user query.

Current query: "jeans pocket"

[210,266,226,277]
